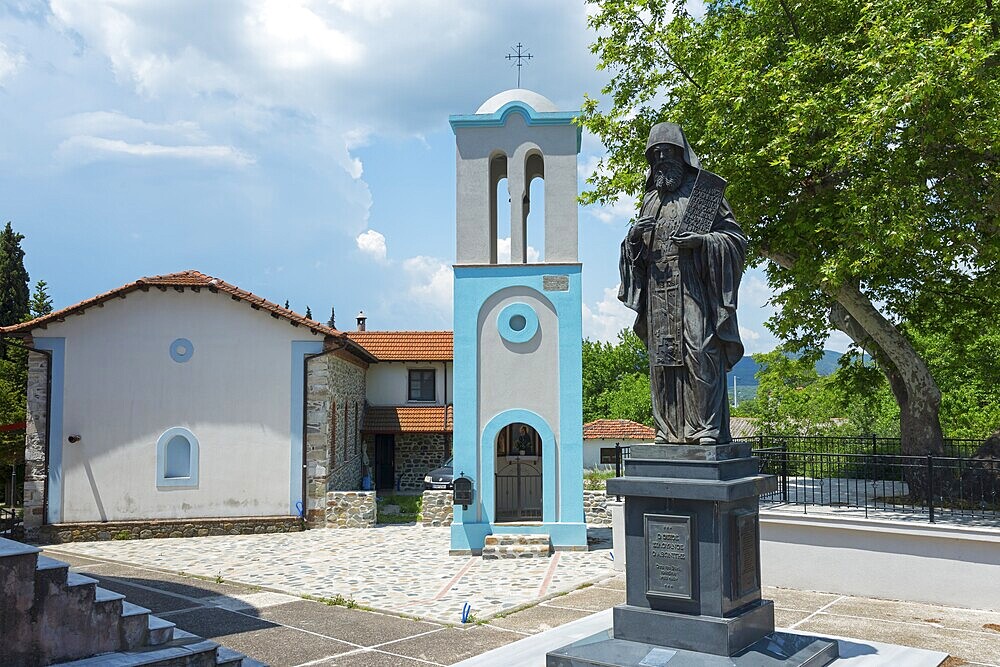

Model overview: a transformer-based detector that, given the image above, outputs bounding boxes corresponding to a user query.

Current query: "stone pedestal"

[547,443,837,666]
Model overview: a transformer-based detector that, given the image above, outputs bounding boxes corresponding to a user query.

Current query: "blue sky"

[0,1,849,353]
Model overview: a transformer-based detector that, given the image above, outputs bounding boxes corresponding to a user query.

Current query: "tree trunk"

[763,249,945,456]
[830,283,944,456]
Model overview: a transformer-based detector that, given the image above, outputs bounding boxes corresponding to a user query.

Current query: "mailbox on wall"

[453,475,474,510]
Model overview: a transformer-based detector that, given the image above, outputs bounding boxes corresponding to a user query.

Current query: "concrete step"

[35,554,72,592]
[216,646,267,666]
[51,632,222,666]
[63,571,100,604]
[147,614,176,646]
[482,533,552,559]
[120,601,152,650]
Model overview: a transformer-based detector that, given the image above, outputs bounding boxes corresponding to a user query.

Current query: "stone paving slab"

[46,526,617,623]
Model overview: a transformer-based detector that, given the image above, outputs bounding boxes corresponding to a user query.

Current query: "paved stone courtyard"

[45,526,617,624]
[43,525,1000,666]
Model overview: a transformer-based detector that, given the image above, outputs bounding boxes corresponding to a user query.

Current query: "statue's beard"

[654,159,685,192]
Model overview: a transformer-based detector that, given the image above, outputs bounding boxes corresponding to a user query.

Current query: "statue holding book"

[618,122,747,445]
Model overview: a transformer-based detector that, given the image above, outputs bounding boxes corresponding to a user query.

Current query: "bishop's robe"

[618,171,747,444]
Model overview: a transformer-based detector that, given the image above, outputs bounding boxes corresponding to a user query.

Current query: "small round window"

[170,338,194,363]
[497,303,539,344]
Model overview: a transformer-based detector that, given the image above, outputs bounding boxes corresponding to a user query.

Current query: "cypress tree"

[0,222,29,327]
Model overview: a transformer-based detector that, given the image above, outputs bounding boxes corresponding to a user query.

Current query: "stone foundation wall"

[304,351,367,528]
[421,490,453,527]
[396,433,451,492]
[22,343,48,542]
[37,516,303,544]
[584,489,611,525]
[326,490,375,528]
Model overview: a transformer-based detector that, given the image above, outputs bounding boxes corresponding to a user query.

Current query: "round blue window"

[497,303,539,344]
[170,338,194,363]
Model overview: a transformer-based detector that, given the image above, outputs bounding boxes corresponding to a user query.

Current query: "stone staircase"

[0,537,263,667]
[482,533,552,559]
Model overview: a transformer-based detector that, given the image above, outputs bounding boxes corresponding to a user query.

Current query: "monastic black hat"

[644,122,701,169]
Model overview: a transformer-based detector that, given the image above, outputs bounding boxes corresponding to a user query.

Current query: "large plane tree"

[580,0,1000,458]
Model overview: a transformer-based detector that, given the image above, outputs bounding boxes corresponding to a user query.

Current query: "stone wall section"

[421,490,454,526]
[304,351,366,528]
[396,433,451,492]
[22,342,48,541]
[584,489,611,525]
[38,516,303,544]
[326,490,375,528]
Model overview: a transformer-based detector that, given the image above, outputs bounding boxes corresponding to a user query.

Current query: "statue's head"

[644,122,700,193]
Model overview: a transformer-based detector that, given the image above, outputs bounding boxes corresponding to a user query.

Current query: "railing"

[0,506,21,538]
[750,434,983,459]
[614,443,999,525]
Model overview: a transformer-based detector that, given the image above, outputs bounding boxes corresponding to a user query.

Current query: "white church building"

[1,270,455,541]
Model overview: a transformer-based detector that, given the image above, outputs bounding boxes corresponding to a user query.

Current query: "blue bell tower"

[449,89,586,553]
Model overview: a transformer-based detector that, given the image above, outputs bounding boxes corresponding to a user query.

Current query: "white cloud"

[56,136,255,167]
[402,255,453,316]
[0,42,24,83]
[583,284,635,343]
[587,195,636,226]
[355,228,387,263]
[245,0,363,70]
[57,111,206,142]
[497,237,540,264]
[825,330,854,354]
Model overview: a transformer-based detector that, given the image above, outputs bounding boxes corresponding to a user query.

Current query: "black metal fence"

[750,434,984,459]
[614,440,1000,525]
[1,462,24,539]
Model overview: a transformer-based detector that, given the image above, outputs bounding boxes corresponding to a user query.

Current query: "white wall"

[760,513,1000,612]
[39,289,325,522]
[365,361,453,406]
[583,439,646,469]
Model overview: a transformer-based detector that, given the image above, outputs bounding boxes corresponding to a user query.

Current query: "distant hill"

[729,350,842,386]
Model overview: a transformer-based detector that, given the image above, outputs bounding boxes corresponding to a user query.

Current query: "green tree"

[305,305,312,319]
[0,222,29,465]
[29,280,53,318]
[582,329,652,423]
[0,222,29,327]
[581,0,1000,455]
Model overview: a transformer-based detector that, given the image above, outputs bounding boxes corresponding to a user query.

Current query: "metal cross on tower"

[506,43,533,88]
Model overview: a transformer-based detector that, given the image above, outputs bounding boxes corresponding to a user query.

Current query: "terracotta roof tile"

[346,331,452,361]
[730,417,759,439]
[583,419,656,441]
[363,405,453,433]
[0,270,375,362]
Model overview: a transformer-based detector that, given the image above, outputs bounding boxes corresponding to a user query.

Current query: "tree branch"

[634,13,705,93]
[778,0,801,40]
[986,0,999,40]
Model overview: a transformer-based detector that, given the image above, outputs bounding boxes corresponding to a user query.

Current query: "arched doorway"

[494,422,542,521]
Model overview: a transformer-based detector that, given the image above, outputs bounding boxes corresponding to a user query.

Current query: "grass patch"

[584,467,616,491]
[301,593,359,609]
[377,493,422,524]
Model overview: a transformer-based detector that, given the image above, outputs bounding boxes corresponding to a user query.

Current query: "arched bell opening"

[523,151,545,262]
[494,422,542,522]
[489,151,509,264]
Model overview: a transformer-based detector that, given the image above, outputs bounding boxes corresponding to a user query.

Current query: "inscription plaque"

[734,511,760,598]
[644,513,694,601]
[542,275,569,291]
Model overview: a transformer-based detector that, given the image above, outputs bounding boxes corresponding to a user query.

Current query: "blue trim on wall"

[449,101,583,153]
[290,341,324,515]
[496,302,539,344]
[169,338,194,363]
[451,264,585,550]
[155,427,200,488]
[34,338,65,524]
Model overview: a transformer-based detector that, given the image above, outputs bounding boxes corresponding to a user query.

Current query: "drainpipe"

[1,335,53,527]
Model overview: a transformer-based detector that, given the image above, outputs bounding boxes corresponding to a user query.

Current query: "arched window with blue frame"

[156,427,200,488]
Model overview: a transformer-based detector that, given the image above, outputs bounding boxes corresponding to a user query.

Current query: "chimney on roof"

[356,310,366,331]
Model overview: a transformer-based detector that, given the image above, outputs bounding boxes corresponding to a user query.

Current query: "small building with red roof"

[582,419,656,468]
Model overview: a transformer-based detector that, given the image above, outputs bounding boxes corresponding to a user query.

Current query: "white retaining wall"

[760,512,1000,612]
